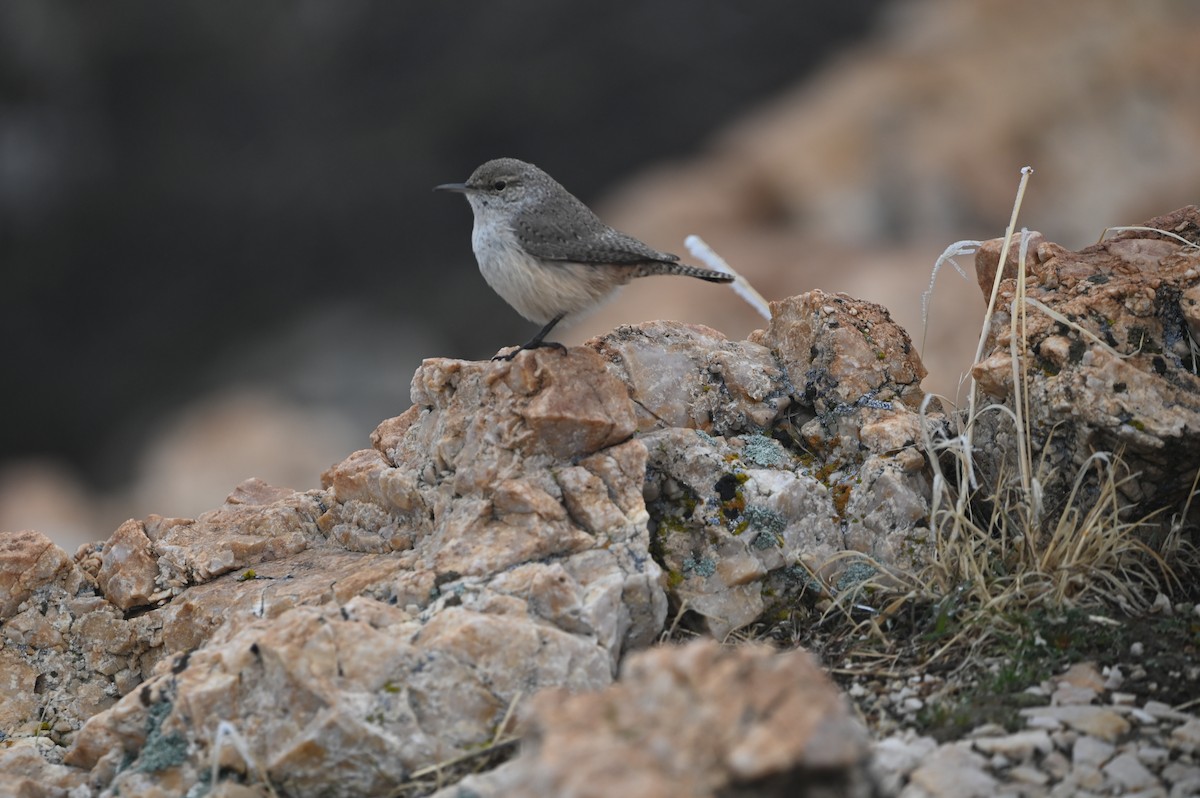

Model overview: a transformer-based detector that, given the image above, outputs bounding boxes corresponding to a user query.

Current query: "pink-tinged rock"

[971,207,1200,528]
[591,321,790,435]
[440,640,872,798]
[95,519,160,611]
[750,290,927,413]
[0,530,74,619]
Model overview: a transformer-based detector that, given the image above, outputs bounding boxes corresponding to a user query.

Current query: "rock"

[0,739,88,798]
[592,321,790,435]
[871,732,939,795]
[1072,735,1115,769]
[628,294,937,636]
[1171,717,1200,751]
[970,729,1053,760]
[905,743,997,797]
[437,639,874,798]
[1103,751,1160,792]
[970,207,1200,533]
[1057,661,1106,692]
[1019,705,1131,742]
[0,530,77,618]
[3,346,671,797]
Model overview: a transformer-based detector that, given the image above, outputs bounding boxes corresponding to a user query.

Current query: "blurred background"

[3,0,1198,551]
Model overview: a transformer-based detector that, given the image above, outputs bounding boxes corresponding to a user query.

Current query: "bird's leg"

[494,313,568,361]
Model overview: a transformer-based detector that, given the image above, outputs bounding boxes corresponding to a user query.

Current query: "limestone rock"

[591,320,790,435]
[0,739,88,798]
[2,347,669,797]
[970,207,1200,528]
[0,530,78,618]
[625,293,936,636]
[0,300,939,795]
[439,639,874,798]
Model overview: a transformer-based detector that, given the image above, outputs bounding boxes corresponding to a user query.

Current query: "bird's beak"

[434,182,469,193]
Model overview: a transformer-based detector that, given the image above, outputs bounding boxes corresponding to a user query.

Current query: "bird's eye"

[492,180,507,191]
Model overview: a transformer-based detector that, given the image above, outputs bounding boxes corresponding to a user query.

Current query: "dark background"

[1,1,887,491]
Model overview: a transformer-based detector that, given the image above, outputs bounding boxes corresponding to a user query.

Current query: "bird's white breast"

[470,215,628,325]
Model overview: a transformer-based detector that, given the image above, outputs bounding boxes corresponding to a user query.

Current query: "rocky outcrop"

[599,297,935,637]
[0,294,931,797]
[970,206,1200,530]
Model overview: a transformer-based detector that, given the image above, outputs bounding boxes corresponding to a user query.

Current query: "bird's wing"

[513,202,679,265]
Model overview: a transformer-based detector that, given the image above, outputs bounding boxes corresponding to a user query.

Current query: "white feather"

[685,235,771,321]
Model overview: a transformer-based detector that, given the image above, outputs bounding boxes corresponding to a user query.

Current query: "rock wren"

[436,157,733,359]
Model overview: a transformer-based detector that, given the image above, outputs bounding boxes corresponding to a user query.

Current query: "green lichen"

[237,569,257,582]
[751,531,781,550]
[682,555,717,578]
[137,701,189,774]
[741,434,788,467]
[835,561,878,593]
[743,505,786,535]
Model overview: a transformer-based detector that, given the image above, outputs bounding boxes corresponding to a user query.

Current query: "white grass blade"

[685,234,772,320]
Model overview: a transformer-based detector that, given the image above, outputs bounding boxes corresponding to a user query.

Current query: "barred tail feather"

[632,261,734,283]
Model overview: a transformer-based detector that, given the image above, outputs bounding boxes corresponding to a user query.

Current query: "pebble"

[973,729,1053,759]
[1019,705,1131,741]
[906,744,997,796]
[1145,700,1189,722]
[1103,751,1157,791]
[1072,735,1114,768]
[1172,718,1200,749]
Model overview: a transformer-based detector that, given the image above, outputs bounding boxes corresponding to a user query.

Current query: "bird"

[436,157,734,359]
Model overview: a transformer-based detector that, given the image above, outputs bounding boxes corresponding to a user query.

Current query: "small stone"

[1130,707,1159,725]
[972,729,1053,760]
[1172,718,1200,750]
[1019,705,1130,741]
[1110,691,1137,705]
[902,697,924,713]
[1051,730,1078,753]
[1008,764,1048,785]
[968,723,1009,739]
[1041,749,1071,779]
[1165,763,1200,798]
[1025,715,1063,731]
[1103,751,1159,792]
[1144,700,1189,722]
[1104,665,1125,690]
[1130,665,1148,681]
[870,732,938,795]
[1130,641,1145,657]
[1074,763,1105,789]
[1058,662,1105,692]
[1073,735,1115,768]
[1139,746,1170,767]
[907,744,998,797]
[1052,683,1098,706]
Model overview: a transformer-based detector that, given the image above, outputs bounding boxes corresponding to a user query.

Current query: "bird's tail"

[633,261,734,283]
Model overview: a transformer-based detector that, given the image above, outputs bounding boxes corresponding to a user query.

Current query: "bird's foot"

[492,341,568,361]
